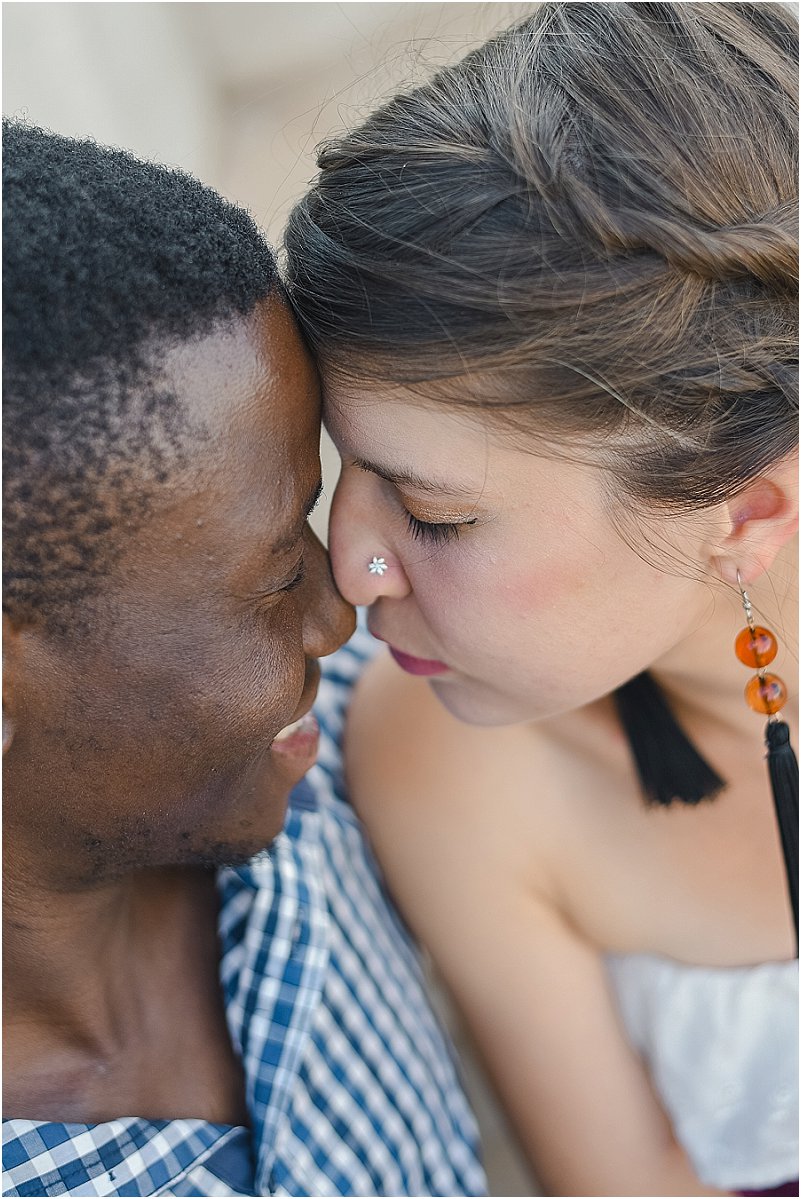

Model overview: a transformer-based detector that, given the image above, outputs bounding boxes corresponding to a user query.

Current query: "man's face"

[6,298,355,883]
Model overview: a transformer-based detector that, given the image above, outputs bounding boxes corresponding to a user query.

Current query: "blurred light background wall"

[3,3,540,1193]
[3,2,537,544]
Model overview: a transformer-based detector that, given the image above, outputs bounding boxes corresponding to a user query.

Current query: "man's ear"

[4,612,21,753]
[711,452,799,587]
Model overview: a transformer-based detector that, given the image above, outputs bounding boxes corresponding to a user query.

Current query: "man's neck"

[5,866,185,1041]
[2,862,244,1123]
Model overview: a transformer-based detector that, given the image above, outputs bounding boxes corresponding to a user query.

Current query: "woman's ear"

[711,452,799,587]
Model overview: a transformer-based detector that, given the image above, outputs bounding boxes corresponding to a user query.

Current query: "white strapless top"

[605,952,798,1191]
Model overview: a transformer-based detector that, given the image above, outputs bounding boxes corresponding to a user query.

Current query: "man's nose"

[328,472,412,607]
[301,527,356,658]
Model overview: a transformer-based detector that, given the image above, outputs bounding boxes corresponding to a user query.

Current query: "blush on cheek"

[491,563,564,615]
[492,536,604,618]
[495,568,544,612]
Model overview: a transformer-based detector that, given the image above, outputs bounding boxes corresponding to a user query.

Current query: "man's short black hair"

[3,119,279,633]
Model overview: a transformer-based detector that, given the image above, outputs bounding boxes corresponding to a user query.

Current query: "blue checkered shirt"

[3,626,486,1197]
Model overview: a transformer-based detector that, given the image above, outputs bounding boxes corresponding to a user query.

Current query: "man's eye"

[282,561,306,592]
[405,511,475,545]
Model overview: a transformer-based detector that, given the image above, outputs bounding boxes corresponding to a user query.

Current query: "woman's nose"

[327,470,412,607]
[301,527,356,658]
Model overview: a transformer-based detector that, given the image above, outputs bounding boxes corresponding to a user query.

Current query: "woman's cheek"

[414,556,519,650]
[490,556,568,620]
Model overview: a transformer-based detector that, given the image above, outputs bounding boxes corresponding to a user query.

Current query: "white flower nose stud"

[368,556,388,576]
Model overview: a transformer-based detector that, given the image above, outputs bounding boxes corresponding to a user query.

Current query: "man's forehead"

[151,302,322,549]
[159,320,253,412]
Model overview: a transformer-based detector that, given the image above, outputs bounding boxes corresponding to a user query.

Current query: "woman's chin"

[428,676,535,727]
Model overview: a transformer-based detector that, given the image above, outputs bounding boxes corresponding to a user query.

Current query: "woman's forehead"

[323,382,609,517]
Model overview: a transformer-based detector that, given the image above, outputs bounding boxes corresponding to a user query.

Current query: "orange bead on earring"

[734,572,787,714]
[744,673,788,715]
[734,626,778,669]
[734,570,798,949]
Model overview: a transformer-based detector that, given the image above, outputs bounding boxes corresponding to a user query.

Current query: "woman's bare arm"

[345,651,728,1198]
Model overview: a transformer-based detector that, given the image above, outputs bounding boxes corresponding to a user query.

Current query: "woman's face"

[325,383,724,726]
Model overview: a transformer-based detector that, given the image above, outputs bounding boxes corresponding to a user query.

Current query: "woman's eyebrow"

[354,457,477,498]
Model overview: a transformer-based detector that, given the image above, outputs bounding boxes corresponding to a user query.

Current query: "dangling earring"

[735,570,798,947]
[613,671,725,808]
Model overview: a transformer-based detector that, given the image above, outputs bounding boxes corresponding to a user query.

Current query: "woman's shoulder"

[344,649,569,902]
[345,648,473,794]
[343,657,668,941]
[346,648,509,812]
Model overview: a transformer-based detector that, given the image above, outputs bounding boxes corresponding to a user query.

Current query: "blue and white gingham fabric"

[3,625,486,1198]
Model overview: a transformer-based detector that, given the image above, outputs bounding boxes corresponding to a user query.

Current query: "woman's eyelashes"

[351,462,478,546]
[405,510,476,545]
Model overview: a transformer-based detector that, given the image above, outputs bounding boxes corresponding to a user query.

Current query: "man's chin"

[68,803,289,884]
[183,773,295,867]
[179,837,279,870]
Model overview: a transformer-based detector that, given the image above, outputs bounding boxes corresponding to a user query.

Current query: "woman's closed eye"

[405,510,476,545]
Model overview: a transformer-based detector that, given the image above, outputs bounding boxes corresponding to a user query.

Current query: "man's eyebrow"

[272,478,324,554]
[354,457,477,498]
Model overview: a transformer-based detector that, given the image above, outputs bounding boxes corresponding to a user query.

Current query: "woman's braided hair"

[285,2,798,511]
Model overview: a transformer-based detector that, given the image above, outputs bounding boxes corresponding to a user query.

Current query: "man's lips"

[388,646,449,677]
[271,709,319,756]
[271,661,322,763]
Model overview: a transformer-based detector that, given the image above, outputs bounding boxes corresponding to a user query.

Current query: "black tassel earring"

[613,672,726,807]
[736,570,798,949]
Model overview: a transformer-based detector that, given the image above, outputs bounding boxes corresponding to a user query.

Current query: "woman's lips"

[388,646,449,676]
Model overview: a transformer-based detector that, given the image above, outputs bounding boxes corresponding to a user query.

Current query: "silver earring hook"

[736,568,756,633]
